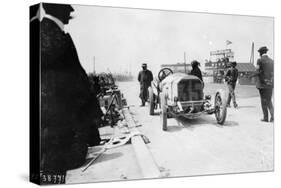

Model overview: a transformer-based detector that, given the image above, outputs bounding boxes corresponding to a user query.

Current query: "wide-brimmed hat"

[43,3,74,13]
[258,46,268,53]
[231,61,237,66]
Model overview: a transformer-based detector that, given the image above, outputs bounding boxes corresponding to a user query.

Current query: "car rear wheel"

[160,92,168,131]
[215,90,227,125]
[148,87,155,115]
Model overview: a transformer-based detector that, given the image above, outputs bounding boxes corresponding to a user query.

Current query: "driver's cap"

[142,63,147,67]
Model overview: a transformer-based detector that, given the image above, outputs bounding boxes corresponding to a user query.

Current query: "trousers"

[258,88,274,120]
[139,82,150,104]
[227,83,237,106]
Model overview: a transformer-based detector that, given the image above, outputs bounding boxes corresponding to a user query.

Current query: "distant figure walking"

[138,63,153,106]
[190,60,203,81]
[225,61,238,108]
[251,46,274,122]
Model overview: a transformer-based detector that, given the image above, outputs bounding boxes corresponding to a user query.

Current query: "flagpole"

[226,40,232,50]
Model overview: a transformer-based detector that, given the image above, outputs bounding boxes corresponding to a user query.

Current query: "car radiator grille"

[178,79,203,101]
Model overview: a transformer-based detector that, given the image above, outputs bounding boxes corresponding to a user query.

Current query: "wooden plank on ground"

[122,108,161,178]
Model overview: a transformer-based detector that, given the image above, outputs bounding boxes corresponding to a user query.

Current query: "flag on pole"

[226,40,232,45]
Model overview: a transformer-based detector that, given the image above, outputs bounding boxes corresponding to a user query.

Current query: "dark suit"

[38,17,101,178]
[190,67,203,81]
[225,67,238,106]
[255,55,274,120]
[138,69,153,105]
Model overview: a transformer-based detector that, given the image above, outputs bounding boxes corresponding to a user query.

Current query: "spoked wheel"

[158,68,173,82]
[160,92,168,131]
[214,90,227,125]
[148,87,155,115]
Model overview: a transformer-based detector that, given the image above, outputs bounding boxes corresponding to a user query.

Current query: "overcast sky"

[65,4,274,75]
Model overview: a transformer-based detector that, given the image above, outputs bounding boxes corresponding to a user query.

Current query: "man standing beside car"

[251,46,274,122]
[138,63,153,106]
[225,61,238,108]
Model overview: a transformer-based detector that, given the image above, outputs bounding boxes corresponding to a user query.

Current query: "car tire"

[148,87,155,115]
[160,92,168,131]
[214,89,227,125]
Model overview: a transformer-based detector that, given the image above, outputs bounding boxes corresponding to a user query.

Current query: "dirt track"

[118,80,273,177]
[67,80,273,183]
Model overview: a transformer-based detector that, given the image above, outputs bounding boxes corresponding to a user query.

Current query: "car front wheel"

[160,92,168,131]
[148,87,155,115]
[214,90,227,125]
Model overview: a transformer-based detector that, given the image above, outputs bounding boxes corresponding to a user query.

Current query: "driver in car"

[190,60,203,82]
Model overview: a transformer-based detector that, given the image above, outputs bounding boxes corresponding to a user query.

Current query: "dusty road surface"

[118,80,273,177]
[66,124,143,184]
[67,80,273,184]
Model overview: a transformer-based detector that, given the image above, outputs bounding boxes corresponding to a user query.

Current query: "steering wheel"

[158,68,173,82]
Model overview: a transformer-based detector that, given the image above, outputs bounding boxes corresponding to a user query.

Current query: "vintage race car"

[148,68,228,131]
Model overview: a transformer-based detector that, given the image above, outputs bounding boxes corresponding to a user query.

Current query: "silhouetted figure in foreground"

[31,3,101,184]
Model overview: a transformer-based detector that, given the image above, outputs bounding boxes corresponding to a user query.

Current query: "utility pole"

[93,56,96,74]
[184,51,186,73]
[250,42,254,65]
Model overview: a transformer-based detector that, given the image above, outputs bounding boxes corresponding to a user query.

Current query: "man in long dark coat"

[31,3,102,184]
[138,63,153,106]
[252,46,274,122]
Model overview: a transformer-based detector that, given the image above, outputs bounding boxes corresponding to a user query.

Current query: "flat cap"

[258,46,268,53]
